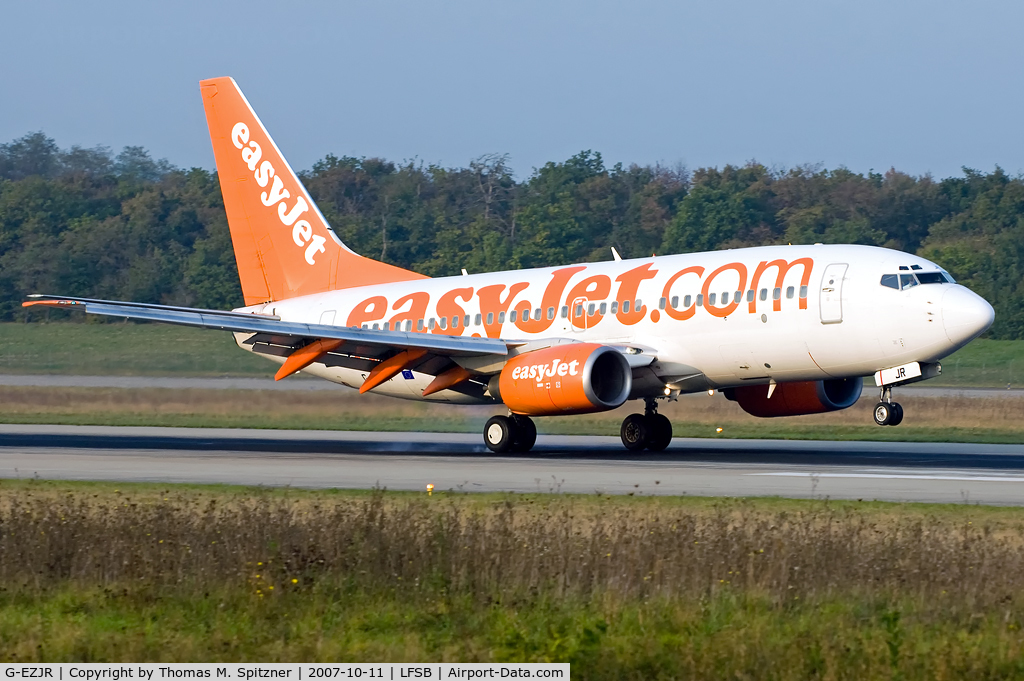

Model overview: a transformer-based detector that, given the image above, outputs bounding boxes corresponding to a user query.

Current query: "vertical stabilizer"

[200,77,427,305]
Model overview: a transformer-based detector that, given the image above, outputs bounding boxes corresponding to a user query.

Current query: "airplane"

[24,77,996,453]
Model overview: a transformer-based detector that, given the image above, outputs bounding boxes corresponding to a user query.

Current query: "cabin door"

[819,263,848,324]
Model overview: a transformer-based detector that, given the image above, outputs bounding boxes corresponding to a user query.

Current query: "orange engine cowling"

[723,378,862,417]
[494,343,632,416]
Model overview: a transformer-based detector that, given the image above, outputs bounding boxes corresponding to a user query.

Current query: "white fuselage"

[235,244,994,403]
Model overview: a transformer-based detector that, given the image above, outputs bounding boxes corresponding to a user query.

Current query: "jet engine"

[491,343,632,416]
[724,378,862,417]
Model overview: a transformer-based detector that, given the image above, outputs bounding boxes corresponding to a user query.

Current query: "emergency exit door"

[819,263,848,324]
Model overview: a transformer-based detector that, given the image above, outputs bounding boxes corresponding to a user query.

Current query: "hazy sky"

[2,0,1021,179]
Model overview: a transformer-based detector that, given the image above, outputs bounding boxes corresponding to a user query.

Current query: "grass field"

[2,322,1024,386]
[1,480,1023,677]
[2,384,1022,443]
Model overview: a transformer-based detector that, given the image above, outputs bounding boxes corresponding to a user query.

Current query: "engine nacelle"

[494,343,632,416]
[724,378,862,417]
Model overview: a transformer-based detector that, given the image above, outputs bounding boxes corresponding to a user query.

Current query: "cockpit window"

[916,272,947,284]
[882,270,953,290]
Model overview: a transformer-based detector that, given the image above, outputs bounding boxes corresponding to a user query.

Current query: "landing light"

[426,484,434,496]
[708,389,715,396]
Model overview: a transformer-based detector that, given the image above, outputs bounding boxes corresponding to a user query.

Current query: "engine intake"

[494,343,632,416]
[724,378,862,417]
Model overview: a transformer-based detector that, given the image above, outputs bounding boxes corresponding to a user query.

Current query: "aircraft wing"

[23,294,508,395]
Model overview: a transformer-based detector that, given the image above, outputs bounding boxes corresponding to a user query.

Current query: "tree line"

[2,132,1022,338]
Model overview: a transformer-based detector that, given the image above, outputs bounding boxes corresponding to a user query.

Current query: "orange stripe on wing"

[275,339,343,381]
[360,349,428,394]
[422,366,473,397]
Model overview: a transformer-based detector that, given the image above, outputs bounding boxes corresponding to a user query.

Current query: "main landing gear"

[620,398,673,452]
[484,413,537,453]
[873,386,904,426]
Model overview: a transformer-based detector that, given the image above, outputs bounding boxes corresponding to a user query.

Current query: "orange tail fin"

[200,77,427,305]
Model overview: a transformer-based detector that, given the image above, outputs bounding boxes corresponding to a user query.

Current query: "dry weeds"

[2,486,1022,610]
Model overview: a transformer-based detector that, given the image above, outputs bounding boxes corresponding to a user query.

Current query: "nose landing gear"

[873,386,904,426]
[620,398,673,451]
[483,413,537,453]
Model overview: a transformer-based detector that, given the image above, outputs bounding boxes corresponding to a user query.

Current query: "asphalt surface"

[1,424,1023,505]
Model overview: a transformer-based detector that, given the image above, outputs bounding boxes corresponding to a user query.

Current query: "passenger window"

[498,311,506,323]
[547,307,555,320]
[635,299,642,311]
[696,294,703,307]
[734,291,741,304]
[659,297,667,310]
[800,285,808,298]
[441,317,448,329]
[464,315,471,328]
[683,295,692,308]
[786,286,795,299]
[560,306,568,319]
[535,308,542,320]
[451,316,459,329]
[899,274,918,289]
[575,304,583,317]
[670,296,678,309]
[486,313,493,325]
[510,310,517,323]
[383,322,390,331]
[747,290,754,302]
[521,309,529,322]
[611,301,619,314]
[475,314,482,326]
[372,323,379,330]
[773,288,781,300]
[428,318,436,330]
[622,300,631,314]
[599,302,607,315]
[760,289,768,301]
[708,293,717,305]
[588,303,596,316]
[417,319,424,331]
[880,274,899,289]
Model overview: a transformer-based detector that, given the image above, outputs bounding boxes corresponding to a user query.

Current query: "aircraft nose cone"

[941,285,994,345]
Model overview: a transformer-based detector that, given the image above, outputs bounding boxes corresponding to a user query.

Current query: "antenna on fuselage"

[611,247,622,261]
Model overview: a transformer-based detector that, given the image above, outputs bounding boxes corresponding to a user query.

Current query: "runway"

[1,424,1023,505]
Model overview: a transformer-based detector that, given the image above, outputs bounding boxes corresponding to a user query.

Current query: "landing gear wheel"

[484,415,516,453]
[873,402,892,426]
[620,413,649,451]
[887,403,904,427]
[646,413,673,452]
[512,415,537,452]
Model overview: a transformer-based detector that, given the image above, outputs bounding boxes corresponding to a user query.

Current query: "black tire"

[873,402,891,426]
[888,402,904,427]
[512,416,537,452]
[620,413,649,451]
[484,415,516,453]
[646,413,673,452]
